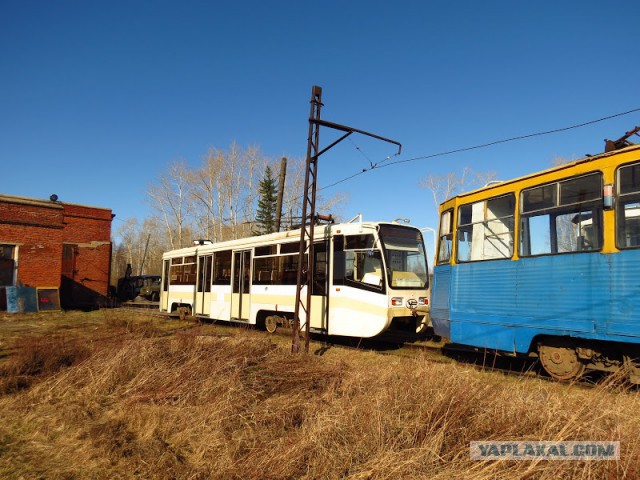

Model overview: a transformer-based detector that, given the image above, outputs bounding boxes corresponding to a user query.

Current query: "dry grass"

[0,310,638,479]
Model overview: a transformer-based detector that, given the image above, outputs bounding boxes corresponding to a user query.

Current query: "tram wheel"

[265,315,277,334]
[538,341,586,382]
[624,356,640,384]
[178,306,192,321]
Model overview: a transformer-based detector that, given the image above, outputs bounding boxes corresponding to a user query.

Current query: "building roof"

[0,193,111,212]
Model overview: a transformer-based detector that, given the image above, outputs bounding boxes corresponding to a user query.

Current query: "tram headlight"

[391,297,403,306]
[418,297,428,305]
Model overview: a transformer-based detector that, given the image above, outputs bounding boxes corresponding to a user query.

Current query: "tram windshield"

[378,225,429,289]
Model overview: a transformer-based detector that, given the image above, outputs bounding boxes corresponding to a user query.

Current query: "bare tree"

[110,241,127,288]
[147,159,192,249]
[187,143,274,241]
[280,157,306,228]
[214,143,269,240]
[116,218,142,274]
[551,156,575,167]
[241,146,268,225]
[139,217,170,275]
[113,217,169,278]
[317,191,349,222]
[420,167,497,211]
[276,156,350,228]
[142,146,349,256]
[190,148,224,242]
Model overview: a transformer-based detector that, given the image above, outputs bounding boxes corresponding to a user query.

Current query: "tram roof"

[162,219,419,257]
[442,143,640,205]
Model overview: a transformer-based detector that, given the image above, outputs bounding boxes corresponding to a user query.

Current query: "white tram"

[160,217,430,338]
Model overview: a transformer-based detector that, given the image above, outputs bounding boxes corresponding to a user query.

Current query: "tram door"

[231,250,251,321]
[195,255,212,316]
[161,259,170,311]
[310,241,329,331]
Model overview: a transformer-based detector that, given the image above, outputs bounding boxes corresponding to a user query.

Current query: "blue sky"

[2,1,639,259]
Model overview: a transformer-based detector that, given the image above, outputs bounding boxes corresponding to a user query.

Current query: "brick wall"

[63,204,113,297]
[0,195,113,308]
[0,197,64,287]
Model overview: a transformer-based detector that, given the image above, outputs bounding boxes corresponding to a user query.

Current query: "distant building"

[0,194,113,310]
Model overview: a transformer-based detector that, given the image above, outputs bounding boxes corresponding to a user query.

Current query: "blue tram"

[431,143,640,382]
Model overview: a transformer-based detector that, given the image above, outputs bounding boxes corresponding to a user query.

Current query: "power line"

[320,107,640,191]
[347,136,374,168]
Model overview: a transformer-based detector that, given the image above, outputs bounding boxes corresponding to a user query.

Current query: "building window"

[0,245,16,286]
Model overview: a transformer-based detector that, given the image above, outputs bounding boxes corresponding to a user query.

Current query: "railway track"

[118,300,161,311]
[117,306,608,387]
[285,328,607,387]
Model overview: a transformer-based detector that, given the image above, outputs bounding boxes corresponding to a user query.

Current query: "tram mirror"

[604,184,613,210]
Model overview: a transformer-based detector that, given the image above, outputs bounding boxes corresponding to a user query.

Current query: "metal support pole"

[275,157,287,232]
[138,233,151,276]
[291,85,401,354]
[292,86,322,353]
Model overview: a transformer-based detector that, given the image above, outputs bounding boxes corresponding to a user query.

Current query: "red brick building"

[0,194,113,310]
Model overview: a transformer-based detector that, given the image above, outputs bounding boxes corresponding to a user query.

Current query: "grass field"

[0,309,638,479]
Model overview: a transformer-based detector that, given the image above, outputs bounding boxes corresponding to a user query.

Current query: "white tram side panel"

[160,220,430,338]
[210,284,232,321]
[328,285,389,337]
[249,283,297,326]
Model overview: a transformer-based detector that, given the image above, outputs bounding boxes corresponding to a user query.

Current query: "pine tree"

[254,165,278,235]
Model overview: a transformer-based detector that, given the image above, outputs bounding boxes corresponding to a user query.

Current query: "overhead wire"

[347,136,374,169]
[319,106,640,191]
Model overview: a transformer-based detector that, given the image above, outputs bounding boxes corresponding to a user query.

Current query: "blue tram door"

[231,250,251,321]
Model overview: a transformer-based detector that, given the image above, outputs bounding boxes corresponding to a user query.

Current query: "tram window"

[346,234,375,250]
[521,215,551,255]
[232,251,251,294]
[343,251,383,290]
[312,241,328,296]
[253,257,277,285]
[170,264,180,282]
[255,245,277,256]
[556,211,598,252]
[437,210,453,265]
[377,224,427,289]
[163,260,169,292]
[183,261,197,285]
[333,236,345,284]
[197,255,212,292]
[520,173,602,256]
[280,242,299,254]
[334,233,383,291]
[281,254,304,285]
[560,175,601,205]
[522,184,556,213]
[617,202,640,247]
[617,162,640,248]
[213,250,232,285]
[171,260,197,285]
[456,194,514,262]
[619,162,640,194]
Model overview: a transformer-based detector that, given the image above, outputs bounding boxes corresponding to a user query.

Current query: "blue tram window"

[617,162,640,248]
